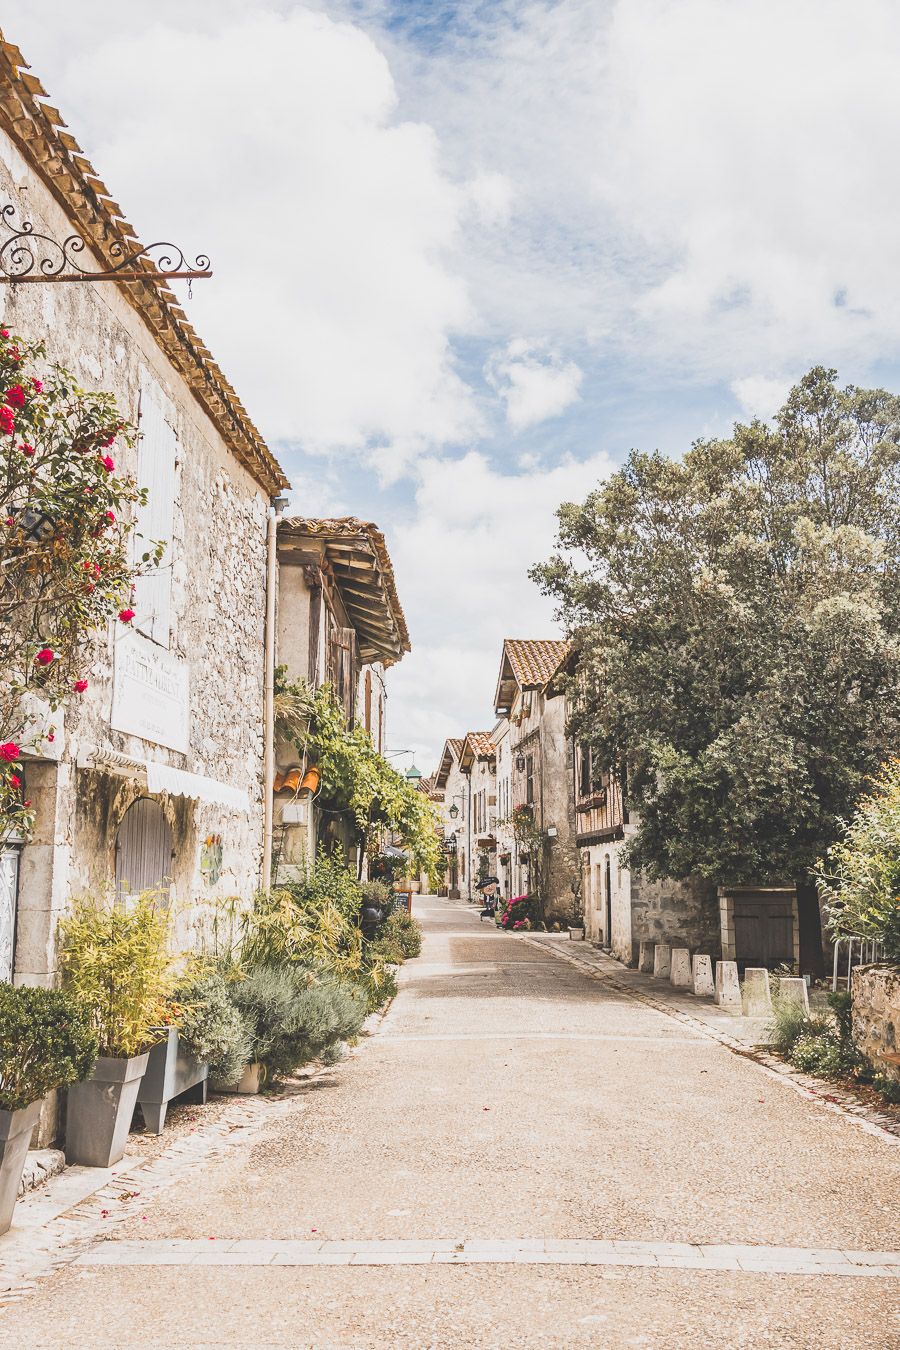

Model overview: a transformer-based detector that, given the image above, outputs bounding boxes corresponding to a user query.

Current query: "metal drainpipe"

[466,771,473,902]
[261,505,279,889]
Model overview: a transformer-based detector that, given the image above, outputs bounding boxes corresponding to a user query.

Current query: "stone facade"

[2,121,280,1009]
[851,964,900,1083]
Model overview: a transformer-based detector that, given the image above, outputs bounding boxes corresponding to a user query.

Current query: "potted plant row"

[0,983,96,1235]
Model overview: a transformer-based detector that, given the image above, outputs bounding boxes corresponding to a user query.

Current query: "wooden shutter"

[115,797,174,894]
[133,376,177,647]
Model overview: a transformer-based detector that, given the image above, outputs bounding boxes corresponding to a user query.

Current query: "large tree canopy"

[532,367,900,885]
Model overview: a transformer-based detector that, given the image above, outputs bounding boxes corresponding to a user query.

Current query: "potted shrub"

[172,968,253,1100]
[0,984,96,1234]
[59,890,175,1167]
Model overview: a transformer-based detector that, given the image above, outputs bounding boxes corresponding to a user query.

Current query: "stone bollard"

[638,942,655,973]
[670,948,692,988]
[653,943,672,979]
[692,954,715,998]
[742,967,773,1017]
[776,976,810,1015]
[715,960,742,1012]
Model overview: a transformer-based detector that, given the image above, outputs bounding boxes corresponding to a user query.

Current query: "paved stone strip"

[518,933,900,1145]
[377,1032,708,1045]
[75,1238,900,1277]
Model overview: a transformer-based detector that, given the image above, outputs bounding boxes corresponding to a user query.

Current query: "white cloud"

[386,446,615,766]
[731,376,793,423]
[12,6,480,470]
[485,340,583,431]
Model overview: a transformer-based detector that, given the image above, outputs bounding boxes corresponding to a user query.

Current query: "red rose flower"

[5,384,26,408]
[0,406,14,435]
[105,511,116,523]
[35,648,55,666]
[21,442,35,457]
[47,733,55,743]
[31,378,42,393]
[118,608,135,624]
[0,743,20,763]
[74,679,89,693]
[9,774,20,789]
[0,329,8,338]
[99,455,115,472]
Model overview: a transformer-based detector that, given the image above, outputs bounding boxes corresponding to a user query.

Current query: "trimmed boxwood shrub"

[170,969,251,1085]
[0,983,97,1112]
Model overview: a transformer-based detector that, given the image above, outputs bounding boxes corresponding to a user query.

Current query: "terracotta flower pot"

[0,1100,42,1236]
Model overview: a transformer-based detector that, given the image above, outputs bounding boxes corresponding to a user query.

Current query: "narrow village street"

[3,895,898,1350]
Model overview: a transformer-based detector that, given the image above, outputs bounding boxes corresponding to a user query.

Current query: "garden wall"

[851,964,900,1082]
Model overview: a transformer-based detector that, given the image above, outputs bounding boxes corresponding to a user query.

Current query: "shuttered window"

[115,797,174,895]
[133,376,177,648]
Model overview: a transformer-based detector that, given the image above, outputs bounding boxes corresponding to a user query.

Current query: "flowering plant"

[0,327,162,836]
[499,893,533,930]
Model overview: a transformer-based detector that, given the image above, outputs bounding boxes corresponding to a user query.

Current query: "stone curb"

[517,933,900,1147]
[17,1150,66,1198]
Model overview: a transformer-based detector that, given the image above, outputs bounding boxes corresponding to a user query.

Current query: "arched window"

[115,797,174,895]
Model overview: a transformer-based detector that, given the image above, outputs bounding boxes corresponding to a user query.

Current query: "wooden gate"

[723,886,797,970]
[115,797,174,895]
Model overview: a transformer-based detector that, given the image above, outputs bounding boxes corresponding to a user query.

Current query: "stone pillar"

[776,977,810,1015]
[718,890,736,961]
[653,943,671,979]
[742,968,773,1016]
[638,941,655,973]
[715,960,741,1011]
[692,954,715,997]
[670,948,692,988]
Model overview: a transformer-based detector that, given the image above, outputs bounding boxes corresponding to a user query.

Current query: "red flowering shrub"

[0,328,162,834]
[499,894,535,930]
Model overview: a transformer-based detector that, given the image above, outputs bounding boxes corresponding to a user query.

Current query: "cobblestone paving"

[2,896,899,1349]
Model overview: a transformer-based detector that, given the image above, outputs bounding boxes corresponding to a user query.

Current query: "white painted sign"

[111,629,190,753]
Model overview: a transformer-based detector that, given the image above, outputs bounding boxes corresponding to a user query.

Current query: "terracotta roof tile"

[464,731,495,759]
[504,639,570,688]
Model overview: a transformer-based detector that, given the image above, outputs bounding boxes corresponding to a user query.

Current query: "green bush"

[58,890,176,1057]
[818,758,900,959]
[767,997,816,1056]
[873,1073,900,1104]
[228,965,366,1079]
[372,909,422,962]
[171,969,251,1084]
[0,983,97,1112]
[360,881,392,909]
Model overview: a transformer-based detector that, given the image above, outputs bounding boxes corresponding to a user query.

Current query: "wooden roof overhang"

[278,517,410,667]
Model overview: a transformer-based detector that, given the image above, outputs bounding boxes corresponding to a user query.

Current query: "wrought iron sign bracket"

[0,203,211,286]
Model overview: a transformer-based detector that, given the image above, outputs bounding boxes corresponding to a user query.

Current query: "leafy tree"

[532,367,900,887]
[817,757,900,959]
[0,328,160,835]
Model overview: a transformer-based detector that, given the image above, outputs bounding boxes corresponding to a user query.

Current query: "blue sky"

[12,0,900,770]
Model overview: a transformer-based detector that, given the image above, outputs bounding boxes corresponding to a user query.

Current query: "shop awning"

[77,746,250,813]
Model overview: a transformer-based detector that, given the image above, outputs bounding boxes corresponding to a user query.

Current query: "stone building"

[458,732,497,895]
[0,37,289,1012]
[273,516,410,878]
[492,639,577,922]
[433,737,466,897]
[572,742,719,963]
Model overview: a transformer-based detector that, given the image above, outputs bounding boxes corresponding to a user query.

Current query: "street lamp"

[449,803,459,820]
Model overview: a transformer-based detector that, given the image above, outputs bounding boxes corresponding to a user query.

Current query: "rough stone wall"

[629,871,720,958]
[3,135,269,988]
[539,693,578,922]
[851,965,900,1083]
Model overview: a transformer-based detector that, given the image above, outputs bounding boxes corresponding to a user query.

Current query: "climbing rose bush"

[0,328,160,836]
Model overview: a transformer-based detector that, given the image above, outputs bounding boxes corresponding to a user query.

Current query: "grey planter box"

[136,1028,208,1134]
[0,1100,42,1235]
[65,1052,149,1168]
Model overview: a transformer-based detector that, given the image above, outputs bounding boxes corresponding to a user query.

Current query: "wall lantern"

[449,803,459,820]
[515,754,526,772]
